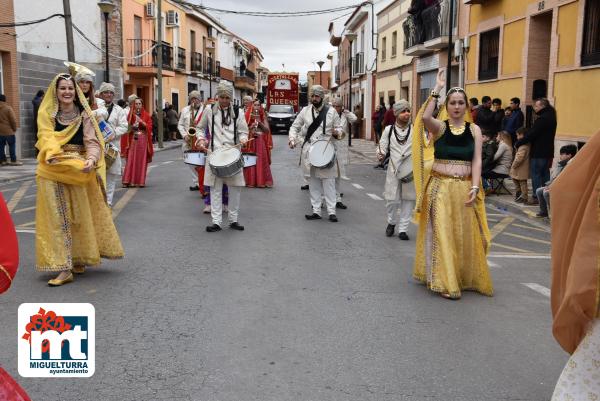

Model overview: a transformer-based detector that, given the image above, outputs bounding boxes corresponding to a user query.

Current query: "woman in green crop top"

[412,70,493,300]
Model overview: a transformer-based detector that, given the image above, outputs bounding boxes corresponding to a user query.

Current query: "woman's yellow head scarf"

[35,73,106,188]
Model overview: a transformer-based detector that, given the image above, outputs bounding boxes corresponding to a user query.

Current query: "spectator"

[481,129,498,175]
[117,99,127,108]
[535,144,577,218]
[166,104,179,141]
[515,98,557,205]
[492,98,504,133]
[353,104,363,139]
[382,100,396,129]
[483,131,513,193]
[0,94,21,166]
[504,97,525,142]
[469,97,479,122]
[372,104,384,143]
[476,95,496,134]
[31,89,44,133]
[501,107,512,132]
[510,127,530,203]
[151,109,159,144]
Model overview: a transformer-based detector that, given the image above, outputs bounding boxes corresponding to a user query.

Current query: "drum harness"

[299,105,329,166]
[210,104,240,152]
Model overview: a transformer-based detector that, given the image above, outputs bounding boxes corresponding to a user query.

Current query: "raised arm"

[422,70,445,140]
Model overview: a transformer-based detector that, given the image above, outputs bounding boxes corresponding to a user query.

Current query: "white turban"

[332,97,343,107]
[243,95,253,103]
[127,94,138,104]
[216,82,234,98]
[393,99,411,116]
[75,71,95,83]
[311,85,325,98]
[98,82,115,94]
[188,90,201,101]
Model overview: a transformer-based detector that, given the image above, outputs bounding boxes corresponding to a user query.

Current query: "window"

[392,31,397,57]
[479,28,500,80]
[190,30,196,53]
[381,37,387,61]
[582,0,600,66]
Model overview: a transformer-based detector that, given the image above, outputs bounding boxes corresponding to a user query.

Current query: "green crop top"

[434,120,474,162]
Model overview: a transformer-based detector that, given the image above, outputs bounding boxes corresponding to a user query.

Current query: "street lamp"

[97,0,116,83]
[345,32,357,147]
[317,60,325,86]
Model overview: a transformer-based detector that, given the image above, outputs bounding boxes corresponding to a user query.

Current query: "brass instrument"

[186,127,197,147]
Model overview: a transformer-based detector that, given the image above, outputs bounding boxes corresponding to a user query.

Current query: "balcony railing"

[335,65,340,84]
[205,57,214,75]
[191,52,202,73]
[176,47,186,71]
[403,0,456,51]
[235,67,256,81]
[353,52,365,75]
[215,61,221,77]
[126,39,172,70]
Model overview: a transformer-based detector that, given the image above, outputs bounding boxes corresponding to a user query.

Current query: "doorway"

[525,11,552,126]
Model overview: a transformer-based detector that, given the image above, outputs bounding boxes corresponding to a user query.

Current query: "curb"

[0,141,182,185]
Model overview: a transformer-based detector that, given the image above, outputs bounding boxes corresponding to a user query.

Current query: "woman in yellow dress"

[35,72,124,286]
[412,70,493,299]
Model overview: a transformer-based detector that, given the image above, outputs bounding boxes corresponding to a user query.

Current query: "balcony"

[191,52,203,74]
[234,67,256,91]
[175,47,186,71]
[215,61,221,78]
[126,39,173,72]
[353,52,365,75]
[402,0,456,55]
[335,65,340,84]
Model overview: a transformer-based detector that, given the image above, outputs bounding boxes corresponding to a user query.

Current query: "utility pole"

[157,0,164,148]
[63,0,75,61]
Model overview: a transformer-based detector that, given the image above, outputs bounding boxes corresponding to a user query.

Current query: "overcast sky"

[191,0,385,79]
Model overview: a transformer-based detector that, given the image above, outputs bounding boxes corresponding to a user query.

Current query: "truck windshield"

[269,105,294,114]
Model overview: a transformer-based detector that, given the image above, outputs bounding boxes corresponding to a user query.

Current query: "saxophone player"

[178,91,204,191]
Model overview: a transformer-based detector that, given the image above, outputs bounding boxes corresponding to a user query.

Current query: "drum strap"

[302,105,329,148]
[211,105,240,151]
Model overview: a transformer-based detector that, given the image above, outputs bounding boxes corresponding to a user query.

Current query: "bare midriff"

[432,159,472,177]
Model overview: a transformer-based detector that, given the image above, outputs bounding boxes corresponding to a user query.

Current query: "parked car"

[267,104,296,134]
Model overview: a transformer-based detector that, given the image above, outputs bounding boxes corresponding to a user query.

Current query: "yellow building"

[376,0,413,109]
[465,0,600,143]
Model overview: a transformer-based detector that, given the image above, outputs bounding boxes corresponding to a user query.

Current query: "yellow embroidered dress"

[35,74,124,272]
[412,107,493,298]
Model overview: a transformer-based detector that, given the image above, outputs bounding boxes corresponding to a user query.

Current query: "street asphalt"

[0,135,564,401]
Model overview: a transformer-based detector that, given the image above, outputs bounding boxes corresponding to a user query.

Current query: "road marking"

[487,218,499,223]
[502,232,551,245]
[523,209,539,219]
[352,183,364,190]
[512,223,550,233]
[489,253,550,259]
[487,260,501,269]
[12,206,36,214]
[15,229,36,234]
[16,221,36,228]
[112,188,138,219]
[489,216,514,240]
[486,213,505,217]
[491,242,532,253]
[522,283,550,298]
[24,194,36,199]
[162,161,174,165]
[366,193,383,201]
[7,181,32,212]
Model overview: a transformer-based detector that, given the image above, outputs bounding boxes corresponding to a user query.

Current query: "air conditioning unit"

[145,2,156,18]
[166,10,179,26]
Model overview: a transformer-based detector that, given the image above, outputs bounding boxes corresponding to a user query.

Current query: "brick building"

[0,0,20,149]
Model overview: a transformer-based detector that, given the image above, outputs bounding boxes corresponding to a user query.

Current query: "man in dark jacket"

[514,98,557,204]
[31,90,44,134]
[492,98,504,134]
[503,97,524,142]
[481,130,498,174]
[476,96,496,135]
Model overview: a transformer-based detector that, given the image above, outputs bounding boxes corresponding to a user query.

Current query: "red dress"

[122,109,153,187]
[0,193,18,294]
[243,107,273,188]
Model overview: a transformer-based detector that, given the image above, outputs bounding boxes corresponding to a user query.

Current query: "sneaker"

[385,224,395,237]
[328,214,338,222]
[398,232,409,241]
[515,196,527,204]
[0,161,8,166]
[229,222,244,231]
[8,161,23,166]
[305,213,322,220]
[535,212,548,218]
[335,201,347,210]
[206,224,222,232]
[189,185,200,191]
[203,205,211,214]
[300,185,309,190]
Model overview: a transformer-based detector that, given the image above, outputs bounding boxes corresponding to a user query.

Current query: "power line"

[178,0,369,17]
[0,13,64,28]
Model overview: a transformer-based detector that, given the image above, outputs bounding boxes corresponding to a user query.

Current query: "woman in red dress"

[122,97,153,187]
[243,99,273,188]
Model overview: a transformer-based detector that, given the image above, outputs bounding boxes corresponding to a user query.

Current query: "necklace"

[57,109,80,124]
[449,122,466,135]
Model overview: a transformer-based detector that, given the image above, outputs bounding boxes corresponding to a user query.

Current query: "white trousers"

[310,176,336,215]
[106,173,119,207]
[188,164,198,186]
[385,199,415,232]
[335,177,343,202]
[210,178,240,226]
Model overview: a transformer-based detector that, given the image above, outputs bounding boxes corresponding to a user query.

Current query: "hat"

[188,90,201,101]
[216,81,234,98]
[98,82,115,94]
[243,95,253,103]
[75,71,95,83]
[127,94,138,104]
[393,99,411,116]
[332,97,343,107]
[310,85,325,98]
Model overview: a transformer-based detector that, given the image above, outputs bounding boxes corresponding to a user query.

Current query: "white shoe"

[203,205,211,214]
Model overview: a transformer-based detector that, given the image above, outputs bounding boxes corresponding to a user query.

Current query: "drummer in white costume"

[178,90,204,191]
[196,81,249,232]
[98,82,129,207]
[376,100,416,240]
[289,85,342,222]
[331,97,356,210]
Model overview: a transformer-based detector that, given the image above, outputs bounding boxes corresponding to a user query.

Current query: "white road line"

[487,260,501,269]
[522,283,551,298]
[489,254,551,259]
[366,193,383,201]
[16,229,36,234]
[352,183,364,190]
[162,161,174,165]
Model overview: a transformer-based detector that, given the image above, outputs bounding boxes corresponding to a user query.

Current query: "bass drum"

[308,140,336,169]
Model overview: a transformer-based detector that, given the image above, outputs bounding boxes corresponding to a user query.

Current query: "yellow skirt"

[35,175,124,272]
[413,173,493,298]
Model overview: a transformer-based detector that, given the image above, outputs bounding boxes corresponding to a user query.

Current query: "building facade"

[464,0,600,143]
[307,70,331,98]
[0,0,20,154]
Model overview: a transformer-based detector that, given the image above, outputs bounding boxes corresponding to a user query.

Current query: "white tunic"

[104,102,128,175]
[333,110,357,179]
[378,123,416,201]
[288,105,341,179]
[197,105,249,187]
[177,104,204,152]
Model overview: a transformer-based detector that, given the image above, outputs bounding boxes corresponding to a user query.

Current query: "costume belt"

[430,171,472,181]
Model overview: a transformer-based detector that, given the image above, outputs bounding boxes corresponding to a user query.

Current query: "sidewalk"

[348,138,550,228]
[0,140,183,184]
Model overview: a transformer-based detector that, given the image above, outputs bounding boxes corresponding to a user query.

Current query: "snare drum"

[183,151,206,166]
[242,152,257,167]
[104,144,119,170]
[308,140,336,169]
[208,147,244,178]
